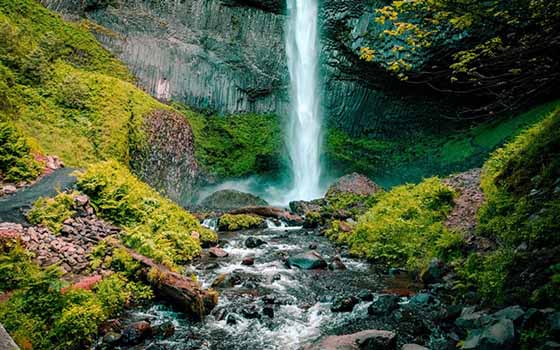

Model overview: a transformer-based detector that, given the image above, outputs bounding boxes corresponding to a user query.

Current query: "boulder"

[326,173,382,197]
[289,199,323,216]
[331,295,360,312]
[0,323,19,350]
[229,206,303,225]
[420,258,446,285]
[153,321,175,339]
[328,256,347,270]
[245,236,266,248]
[287,251,327,270]
[120,321,153,346]
[242,256,255,266]
[1,185,17,196]
[208,247,229,258]
[357,290,374,302]
[199,190,268,211]
[368,294,400,316]
[455,306,488,330]
[307,329,396,350]
[402,345,429,350]
[462,318,515,350]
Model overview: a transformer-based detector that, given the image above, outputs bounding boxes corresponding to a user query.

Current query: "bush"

[0,243,152,350]
[0,122,42,183]
[218,214,263,231]
[77,160,217,269]
[27,191,77,234]
[337,177,456,270]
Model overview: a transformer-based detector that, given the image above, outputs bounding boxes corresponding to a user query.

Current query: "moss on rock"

[218,214,264,231]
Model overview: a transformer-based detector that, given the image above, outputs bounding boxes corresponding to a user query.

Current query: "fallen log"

[228,206,303,225]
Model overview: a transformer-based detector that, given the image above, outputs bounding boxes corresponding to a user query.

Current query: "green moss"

[335,178,456,270]
[218,214,264,231]
[326,100,560,186]
[0,122,42,182]
[77,160,217,269]
[27,191,77,234]
[177,103,283,178]
[322,191,380,218]
[0,242,149,350]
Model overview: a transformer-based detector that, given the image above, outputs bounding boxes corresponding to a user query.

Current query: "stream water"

[120,221,402,350]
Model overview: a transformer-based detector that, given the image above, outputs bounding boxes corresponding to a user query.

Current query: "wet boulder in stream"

[331,295,360,312]
[245,236,266,248]
[287,251,327,270]
[306,329,397,350]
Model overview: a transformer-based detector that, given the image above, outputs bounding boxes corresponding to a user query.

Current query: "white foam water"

[285,0,324,201]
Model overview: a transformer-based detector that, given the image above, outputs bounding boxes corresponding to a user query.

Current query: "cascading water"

[285,0,323,201]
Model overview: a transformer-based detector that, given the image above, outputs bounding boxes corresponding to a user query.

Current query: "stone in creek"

[308,243,318,249]
[211,272,243,288]
[2,185,17,195]
[328,256,347,270]
[241,256,255,266]
[368,294,400,316]
[102,331,122,346]
[331,295,360,313]
[263,306,274,318]
[226,313,239,325]
[153,321,175,339]
[120,321,153,345]
[287,251,327,270]
[241,305,261,319]
[245,236,266,248]
[402,345,429,350]
[307,329,396,350]
[208,246,229,258]
[358,290,374,302]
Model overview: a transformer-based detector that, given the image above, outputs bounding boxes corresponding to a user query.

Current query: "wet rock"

[490,305,525,326]
[549,311,560,336]
[462,318,515,350]
[245,236,266,248]
[308,243,318,250]
[287,251,327,270]
[326,173,382,197]
[331,295,360,312]
[455,306,488,330]
[420,258,446,285]
[358,290,374,302]
[289,199,323,216]
[121,321,153,346]
[199,189,268,211]
[229,206,304,225]
[409,293,435,306]
[402,345,429,350]
[226,313,239,325]
[242,256,255,266]
[208,246,229,258]
[263,306,274,318]
[368,294,400,316]
[211,273,243,289]
[241,305,261,319]
[328,256,347,270]
[102,332,122,346]
[308,329,396,350]
[153,321,175,339]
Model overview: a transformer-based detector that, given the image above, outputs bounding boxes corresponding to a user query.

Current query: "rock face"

[131,109,200,204]
[41,0,452,138]
[326,173,382,197]
[0,323,19,350]
[198,190,268,211]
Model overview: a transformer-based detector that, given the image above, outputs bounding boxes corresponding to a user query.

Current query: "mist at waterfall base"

[197,0,326,206]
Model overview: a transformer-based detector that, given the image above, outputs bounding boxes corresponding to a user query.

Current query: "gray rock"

[462,318,515,350]
[331,295,360,313]
[308,329,396,350]
[0,323,19,350]
[245,236,266,248]
[199,190,268,211]
[421,258,445,285]
[455,306,488,330]
[326,173,381,197]
[287,251,327,270]
[402,345,429,350]
[368,294,400,316]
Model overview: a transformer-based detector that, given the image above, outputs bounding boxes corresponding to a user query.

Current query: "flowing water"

[285,0,323,201]
[117,222,399,350]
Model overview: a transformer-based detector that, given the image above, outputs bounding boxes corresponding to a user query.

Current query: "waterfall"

[285,0,323,201]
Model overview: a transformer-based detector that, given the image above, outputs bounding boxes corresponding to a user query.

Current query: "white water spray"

[285,0,323,201]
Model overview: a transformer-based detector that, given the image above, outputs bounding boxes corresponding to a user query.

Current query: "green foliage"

[322,191,379,218]
[181,104,283,178]
[218,214,264,231]
[27,191,77,234]
[334,178,455,270]
[478,109,560,247]
[0,241,41,291]
[0,122,42,182]
[77,160,217,269]
[0,243,150,350]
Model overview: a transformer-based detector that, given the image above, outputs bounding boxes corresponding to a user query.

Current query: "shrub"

[0,122,42,183]
[337,177,455,270]
[218,214,264,231]
[77,160,216,269]
[27,191,77,234]
[0,242,41,291]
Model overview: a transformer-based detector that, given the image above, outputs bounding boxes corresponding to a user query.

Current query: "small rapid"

[118,222,389,350]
